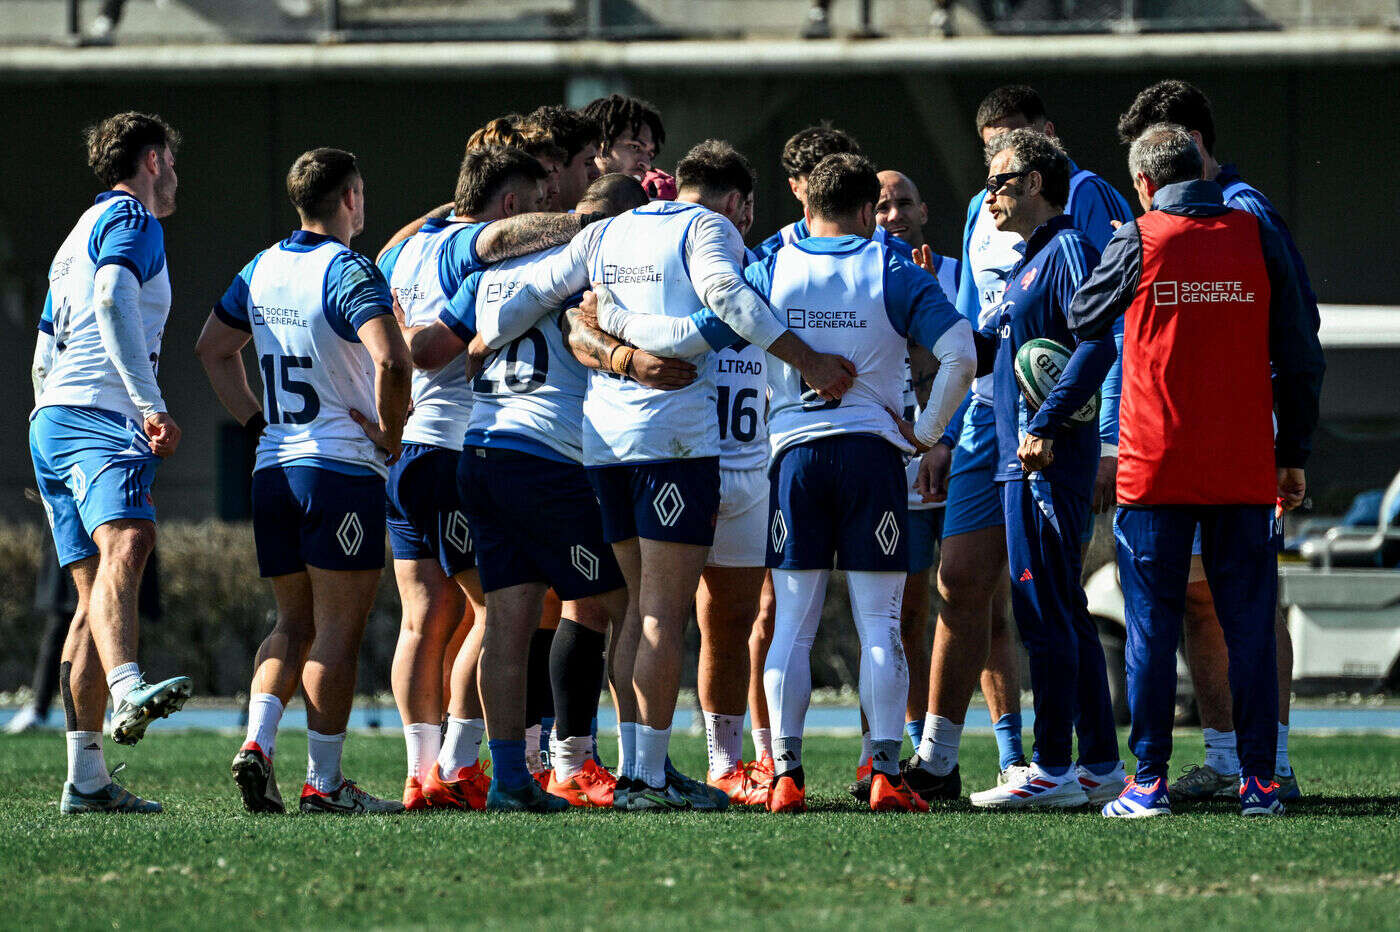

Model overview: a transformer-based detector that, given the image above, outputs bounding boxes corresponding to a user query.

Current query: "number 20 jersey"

[244,238,388,477]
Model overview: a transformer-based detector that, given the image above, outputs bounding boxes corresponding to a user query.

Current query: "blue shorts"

[459,447,625,599]
[943,401,1003,539]
[907,507,944,575]
[386,442,475,577]
[29,406,159,567]
[588,457,720,547]
[252,465,386,577]
[768,434,908,572]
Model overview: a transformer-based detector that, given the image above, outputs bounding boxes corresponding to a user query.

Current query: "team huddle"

[30,81,1323,819]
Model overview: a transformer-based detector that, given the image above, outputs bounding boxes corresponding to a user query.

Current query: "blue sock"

[590,716,602,766]
[992,713,1024,770]
[904,719,922,749]
[489,739,530,790]
[1039,763,1071,777]
[540,717,555,754]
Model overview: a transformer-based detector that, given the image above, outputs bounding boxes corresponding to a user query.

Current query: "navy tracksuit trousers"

[1002,477,1119,770]
[1114,505,1279,781]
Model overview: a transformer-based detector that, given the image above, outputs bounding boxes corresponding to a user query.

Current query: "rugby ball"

[1013,337,1099,426]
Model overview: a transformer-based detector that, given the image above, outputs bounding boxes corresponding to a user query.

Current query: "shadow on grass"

[1172,796,1400,817]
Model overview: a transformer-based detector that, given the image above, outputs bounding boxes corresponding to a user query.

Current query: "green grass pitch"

[2,731,1397,930]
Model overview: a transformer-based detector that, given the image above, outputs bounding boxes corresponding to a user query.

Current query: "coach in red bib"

[1016,124,1324,817]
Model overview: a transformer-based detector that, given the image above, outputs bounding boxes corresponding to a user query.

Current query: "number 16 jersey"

[213,231,395,477]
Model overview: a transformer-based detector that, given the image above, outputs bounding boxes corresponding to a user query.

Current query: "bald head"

[875,170,928,249]
[576,172,649,217]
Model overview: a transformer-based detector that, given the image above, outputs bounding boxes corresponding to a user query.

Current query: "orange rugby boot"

[422,760,490,810]
[869,771,930,812]
[546,759,616,808]
[403,776,430,811]
[709,763,771,806]
[767,772,807,813]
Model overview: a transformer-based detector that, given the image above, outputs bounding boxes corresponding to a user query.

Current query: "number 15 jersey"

[213,231,395,477]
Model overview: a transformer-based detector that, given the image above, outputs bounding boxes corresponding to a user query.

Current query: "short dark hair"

[520,106,602,163]
[984,129,1070,208]
[1128,123,1205,187]
[286,148,360,222]
[674,139,755,199]
[805,153,881,221]
[1117,79,1216,155]
[576,173,649,217]
[466,117,525,153]
[521,136,568,167]
[779,123,863,179]
[581,94,665,158]
[975,85,1047,132]
[85,111,180,187]
[454,146,547,216]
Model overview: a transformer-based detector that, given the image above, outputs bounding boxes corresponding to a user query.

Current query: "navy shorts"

[252,465,386,578]
[386,442,475,576]
[587,457,720,547]
[907,507,945,575]
[767,434,908,572]
[459,447,625,599]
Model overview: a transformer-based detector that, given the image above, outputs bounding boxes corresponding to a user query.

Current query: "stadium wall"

[0,49,1395,521]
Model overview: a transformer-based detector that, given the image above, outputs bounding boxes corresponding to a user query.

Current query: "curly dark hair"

[454,146,547,216]
[1117,80,1216,155]
[519,106,602,163]
[779,124,863,180]
[974,85,1047,133]
[805,153,880,220]
[84,111,180,187]
[580,95,665,158]
[674,139,755,199]
[465,116,525,153]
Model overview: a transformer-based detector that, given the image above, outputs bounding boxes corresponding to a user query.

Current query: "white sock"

[106,662,142,707]
[306,729,346,793]
[403,722,440,782]
[524,724,545,773]
[1202,727,1240,775]
[847,571,909,745]
[764,569,830,745]
[437,716,485,780]
[552,734,593,781]
[636,724,672,789]
[245,693,284,757]
[859,731,873,767]
[66,731,108,793]
[752,726,773,761]
[917,714,963,777]
[703,711,743,777]
[617,721,637,780]
[1276,721,1292,777]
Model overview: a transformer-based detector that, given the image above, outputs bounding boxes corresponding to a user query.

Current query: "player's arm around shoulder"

[559,293,697,391]
[474,210,601,265]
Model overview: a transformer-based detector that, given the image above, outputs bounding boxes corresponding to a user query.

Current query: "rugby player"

[407,175,660,811]
[1116,80,1318,803]
[957,131,1124,808]
[906,85,1132,802]
[752,124,863,259]
[581,94,664,181]
[198,148,411,814]
[479,139,856,810]
[31,111,191,813]
[750,153,975,812]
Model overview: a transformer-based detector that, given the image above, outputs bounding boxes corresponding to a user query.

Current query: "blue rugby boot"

[1239,776,1286,816]
[111,675,192,745]
[1101,775,1171,818]
[61,764,162,814]
[485,777,570,813]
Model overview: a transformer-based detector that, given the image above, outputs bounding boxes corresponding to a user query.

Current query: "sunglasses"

[984,170,1031,194]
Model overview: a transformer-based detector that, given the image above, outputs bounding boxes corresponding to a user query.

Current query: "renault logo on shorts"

[875,511,900,557]
[337,513,364,556]
[444,510,471,553]
[653,482,684,527]
[69,463,88,503]
[571,545,599,581]
[770,510,788,553]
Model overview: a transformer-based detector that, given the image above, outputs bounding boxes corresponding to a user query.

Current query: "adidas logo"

[84,742,101,750]
[777,751,799,762]
[1019,569,1033,582]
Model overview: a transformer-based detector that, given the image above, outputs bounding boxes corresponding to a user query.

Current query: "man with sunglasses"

[961,130,1124,809]
[903,84,1131,803]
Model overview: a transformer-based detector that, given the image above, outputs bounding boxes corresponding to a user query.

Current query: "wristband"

[610,345,636,377]
[244,412,268,435]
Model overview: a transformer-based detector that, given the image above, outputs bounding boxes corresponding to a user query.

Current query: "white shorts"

[708,467,768,568]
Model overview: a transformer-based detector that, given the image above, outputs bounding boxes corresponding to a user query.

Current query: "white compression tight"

[764,569,909,745]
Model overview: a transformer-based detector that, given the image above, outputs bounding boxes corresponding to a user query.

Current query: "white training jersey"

[904,255,958,511]
[36,192,170,421]
[765,239,914,459]
[966,203,1022,405]
[714,339,769,472]
[389,222,478,450]
[244,239,388,477]
[461,246,590,464]
[582,201,719,465]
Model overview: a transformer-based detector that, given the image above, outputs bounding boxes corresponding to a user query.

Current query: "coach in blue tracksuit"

[964,129,1123,810]
[1025,125,1324,818]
